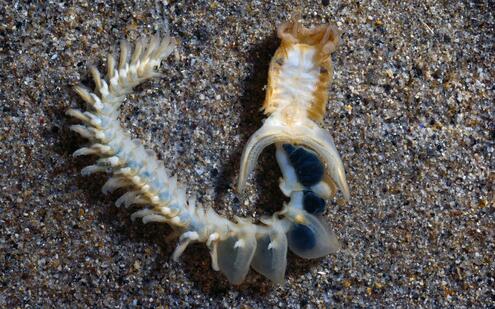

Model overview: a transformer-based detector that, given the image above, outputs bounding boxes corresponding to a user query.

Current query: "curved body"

[68,19,345,286]
[238,20,350,200]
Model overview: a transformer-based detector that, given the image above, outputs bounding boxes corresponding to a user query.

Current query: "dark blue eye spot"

[288,223,316,251]
[303,190,326,215]
[283,144,324,187]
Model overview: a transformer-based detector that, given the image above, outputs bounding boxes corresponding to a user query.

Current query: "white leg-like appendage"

[207,233,220,271]
[172,231,199,261]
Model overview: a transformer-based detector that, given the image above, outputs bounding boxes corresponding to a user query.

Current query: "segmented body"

[68,19,347,285]
[238,20,349,201]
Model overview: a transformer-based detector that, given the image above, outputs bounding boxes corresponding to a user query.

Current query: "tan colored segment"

[262,19,341,122]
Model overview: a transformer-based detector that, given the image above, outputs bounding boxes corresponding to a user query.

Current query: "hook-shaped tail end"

[237,122,286,194]
[237,120,350,200]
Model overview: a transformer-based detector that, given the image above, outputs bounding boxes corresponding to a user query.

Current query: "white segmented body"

[270,46,319,116]
[68,34,302,285]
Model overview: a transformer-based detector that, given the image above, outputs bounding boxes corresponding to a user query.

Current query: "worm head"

[264,19,341,122]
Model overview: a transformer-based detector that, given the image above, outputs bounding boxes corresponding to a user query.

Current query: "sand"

[1,0,493,307]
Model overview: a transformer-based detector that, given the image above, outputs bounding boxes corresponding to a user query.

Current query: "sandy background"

[1,0,493,307]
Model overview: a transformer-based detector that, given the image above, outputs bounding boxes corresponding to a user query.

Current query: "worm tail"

[237,117,350,200]
[67,35,194,228]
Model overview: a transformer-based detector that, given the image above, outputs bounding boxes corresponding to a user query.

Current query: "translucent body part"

[289,224,316,250]
[287,212,340,259]
[251,220,288,284]
[309,179,334,200]
[275,143,301,196]
[238,118,350,200]
[217,234,257,284]
[238,120,286,193]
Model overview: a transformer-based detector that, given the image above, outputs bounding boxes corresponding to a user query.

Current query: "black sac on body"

[282,144,324,187]
[282,144,327,215]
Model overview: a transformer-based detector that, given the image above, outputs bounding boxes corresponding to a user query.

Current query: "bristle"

[119,40,130,71]
[152,37,174,60]
[115,191,140,208]
[106,53,116,80]
[130,209,155,221]
[69,125,94,139]
[207,233,220,271]
[142,214,168,224]
[90,66,102,92]
[73,147,95,157]
[130,37,145,66]
[142,35,160,62]
[81,165,108,176]
[66,109,90,123]
[73,85,94,106]
[102,176,129,194]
